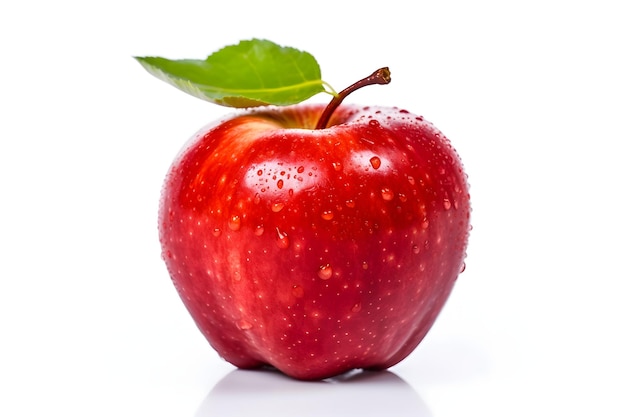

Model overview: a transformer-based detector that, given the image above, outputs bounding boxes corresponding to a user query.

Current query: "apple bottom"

[193,282,454,381]
[165,219,462,380]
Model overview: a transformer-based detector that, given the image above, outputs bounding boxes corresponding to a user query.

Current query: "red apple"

[159,99,471,380]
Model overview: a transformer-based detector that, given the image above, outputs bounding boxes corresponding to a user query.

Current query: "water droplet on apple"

[276,228,290,249]
[321,210,334,221]
[443,198,451,210]
[228,215,241,231]
[254,225,264,236]
[237,319,253,330]
[362,261,369,270]
[271,202,285,212]
[277,179,284,189]
[369,119,381,128]
[412,245,420,254]
[212,228,222,237]
[381,188,394,201]
[351,302,362,313]
[345,199,356,208]
[332,161,342,171]
[318,264,333,280]
[421,218,429,229]
[292,285,304,298]
[407,176,416,186]
[297,166,305,174]
[459,262,466,273]
[257,169,263,176]
[369,156,381,169]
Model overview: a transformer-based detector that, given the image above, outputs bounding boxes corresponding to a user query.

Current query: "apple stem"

[315,67,391,129]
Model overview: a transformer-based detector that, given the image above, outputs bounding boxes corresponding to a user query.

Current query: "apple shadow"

[194,368,432,417]
[409,337,492,385]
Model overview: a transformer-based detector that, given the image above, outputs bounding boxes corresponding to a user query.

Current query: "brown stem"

[315,67,391,129]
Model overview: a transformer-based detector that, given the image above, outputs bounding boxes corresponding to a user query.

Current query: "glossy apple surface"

[159,103,470,380]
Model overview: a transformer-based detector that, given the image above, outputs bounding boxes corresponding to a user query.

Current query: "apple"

[158,69,471,380]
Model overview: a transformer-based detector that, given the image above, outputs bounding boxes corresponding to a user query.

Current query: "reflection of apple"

[195,369,432,417]
[159,98,471,379]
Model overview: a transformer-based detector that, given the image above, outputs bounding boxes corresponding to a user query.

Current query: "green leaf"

[135,39,331,108]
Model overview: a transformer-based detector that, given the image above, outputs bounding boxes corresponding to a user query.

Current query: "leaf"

[135,39,330,108]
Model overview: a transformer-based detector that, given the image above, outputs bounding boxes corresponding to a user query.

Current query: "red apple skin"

[159,103,471,380]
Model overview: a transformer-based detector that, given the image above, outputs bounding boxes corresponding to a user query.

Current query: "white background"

[1,1,625,416]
